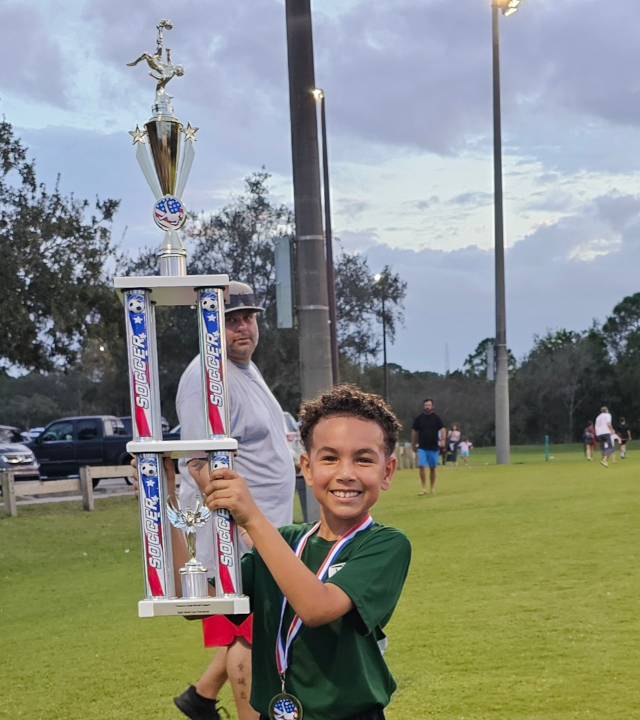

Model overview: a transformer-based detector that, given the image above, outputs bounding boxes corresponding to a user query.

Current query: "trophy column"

[123,288,174,600]
[197,288,243,597]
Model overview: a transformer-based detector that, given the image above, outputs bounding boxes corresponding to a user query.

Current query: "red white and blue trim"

[275,514,375,677]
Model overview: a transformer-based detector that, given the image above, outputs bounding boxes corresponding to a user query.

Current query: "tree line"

[1,119,638,446]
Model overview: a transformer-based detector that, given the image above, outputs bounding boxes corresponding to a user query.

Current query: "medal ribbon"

[275,513,374,677]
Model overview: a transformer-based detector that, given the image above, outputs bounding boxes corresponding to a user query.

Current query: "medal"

[269,683,304,720]
[271,515,375,719]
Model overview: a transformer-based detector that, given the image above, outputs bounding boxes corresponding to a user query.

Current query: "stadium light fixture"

[497,0,524,17]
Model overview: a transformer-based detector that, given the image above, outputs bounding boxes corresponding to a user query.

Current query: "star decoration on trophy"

[129,125,148,144]
[184,123,199,141]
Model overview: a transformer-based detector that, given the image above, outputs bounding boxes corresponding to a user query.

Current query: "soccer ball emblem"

[201,294,218,312]
[128,297,144,314]
[272,697,299,720]
[140,461,157,478]
[211,456,228,471]
[153,195,186,231]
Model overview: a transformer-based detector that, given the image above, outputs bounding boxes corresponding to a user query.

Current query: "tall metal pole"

[284,0,333,404]
[318,92,340,385]
[381,292,388,402]
[492,3,510,464]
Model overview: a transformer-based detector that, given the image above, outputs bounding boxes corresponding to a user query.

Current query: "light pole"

[374,273,388,401]
[312,87,340,385]
[492,0,524,465]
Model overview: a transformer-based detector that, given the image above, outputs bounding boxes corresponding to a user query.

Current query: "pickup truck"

[27,415,133,485]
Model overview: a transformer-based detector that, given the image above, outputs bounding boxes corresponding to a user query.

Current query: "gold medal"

[268,692,303,720]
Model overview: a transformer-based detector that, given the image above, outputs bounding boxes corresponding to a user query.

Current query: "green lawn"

[1,444,639,719]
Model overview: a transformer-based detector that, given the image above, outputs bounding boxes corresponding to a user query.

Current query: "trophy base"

[138,595,251,618]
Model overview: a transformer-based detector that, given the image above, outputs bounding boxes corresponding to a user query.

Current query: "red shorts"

[202,614,253,647]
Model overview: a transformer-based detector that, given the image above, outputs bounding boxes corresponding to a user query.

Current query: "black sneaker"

[173,685,224,720]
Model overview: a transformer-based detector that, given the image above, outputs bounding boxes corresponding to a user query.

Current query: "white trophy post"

[113,19,250,618]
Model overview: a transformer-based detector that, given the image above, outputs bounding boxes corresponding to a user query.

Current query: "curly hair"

[299,384,401,457]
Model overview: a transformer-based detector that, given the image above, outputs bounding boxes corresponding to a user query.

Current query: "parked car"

[0,427,41,481]
[119,416,181,442]
[0,426,26,444]
[25,427,45,441]
[27,416,132,486]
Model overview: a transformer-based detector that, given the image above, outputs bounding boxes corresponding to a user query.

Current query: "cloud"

[404,196,440,211]
[0,4,67,106]
[336,199,371,219]
[350,191,640,372]
[448,192,493,207]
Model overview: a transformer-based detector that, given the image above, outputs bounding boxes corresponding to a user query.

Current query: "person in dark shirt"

[411,398,445,496]
[617,417,631,459]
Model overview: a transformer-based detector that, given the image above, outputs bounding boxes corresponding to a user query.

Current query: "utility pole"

[492,1,510,465]
[284,0,332,403]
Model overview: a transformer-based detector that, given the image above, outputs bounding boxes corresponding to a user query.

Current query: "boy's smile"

[300,415,396,539]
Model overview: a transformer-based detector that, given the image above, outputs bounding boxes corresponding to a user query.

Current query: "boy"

[173,385,411,720]
[617,417,631,459]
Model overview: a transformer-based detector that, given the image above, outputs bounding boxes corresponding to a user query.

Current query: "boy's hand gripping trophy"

[114,20,250,618]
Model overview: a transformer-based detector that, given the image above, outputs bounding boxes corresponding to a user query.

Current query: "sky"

[4,0,640,373]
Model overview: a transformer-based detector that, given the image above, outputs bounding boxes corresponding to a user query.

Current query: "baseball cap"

[224,281,265,314]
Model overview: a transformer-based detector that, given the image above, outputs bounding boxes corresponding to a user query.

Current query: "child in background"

[458,438,473,466]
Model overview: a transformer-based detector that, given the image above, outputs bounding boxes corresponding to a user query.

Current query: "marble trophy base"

[138,595,250,618]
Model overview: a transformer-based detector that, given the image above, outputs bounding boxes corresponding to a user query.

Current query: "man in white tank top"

[594,406,615,468]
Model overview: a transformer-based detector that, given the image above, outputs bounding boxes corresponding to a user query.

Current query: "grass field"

[1,443,639,719]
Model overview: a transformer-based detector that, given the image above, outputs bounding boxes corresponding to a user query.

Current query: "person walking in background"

[595,406,615,468]
[458,438,473,466]
[411,398,445,495]
[447,424,461,465]
[583,422,596,461]
[617,417,631,458]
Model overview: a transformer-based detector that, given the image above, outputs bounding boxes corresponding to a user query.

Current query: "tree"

[0,118,119,372]
[464,338,516,377]
[602,293,640,357]
[601,293,640,423]
[335,254,406,366]
[511,330,608,442]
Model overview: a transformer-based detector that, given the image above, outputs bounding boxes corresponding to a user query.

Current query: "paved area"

[14,477,135,506]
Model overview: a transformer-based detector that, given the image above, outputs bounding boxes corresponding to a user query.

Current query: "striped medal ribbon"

[274,514,375,695]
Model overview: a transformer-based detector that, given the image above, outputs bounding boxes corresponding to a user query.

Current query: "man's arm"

[440,427,446,447]
[205,469,353,627]
[411,429,418,453]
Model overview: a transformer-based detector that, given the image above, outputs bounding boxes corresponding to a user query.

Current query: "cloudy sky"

[4,0,640,372]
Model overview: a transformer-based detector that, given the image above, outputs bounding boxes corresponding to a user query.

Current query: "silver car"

[0,442,41,481]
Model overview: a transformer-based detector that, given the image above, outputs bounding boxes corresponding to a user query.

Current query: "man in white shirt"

[174,281,295,720]
[594,406,615,468]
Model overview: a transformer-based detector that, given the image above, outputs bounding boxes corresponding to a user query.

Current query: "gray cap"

[224,281,265,314]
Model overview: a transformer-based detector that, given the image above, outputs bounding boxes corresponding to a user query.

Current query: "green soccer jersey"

[237,522,411,720]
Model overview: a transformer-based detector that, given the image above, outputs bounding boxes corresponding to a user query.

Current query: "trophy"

[113,20,250,618]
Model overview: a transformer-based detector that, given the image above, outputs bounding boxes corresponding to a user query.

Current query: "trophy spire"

[127,19,197,277]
